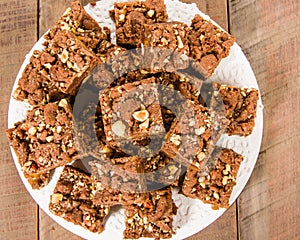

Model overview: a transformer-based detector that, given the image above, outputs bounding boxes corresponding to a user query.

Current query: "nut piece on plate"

[209,82,259,136]
[13,50,69,106]
[188,14,235,77]
[161,100,213,170]
[181,148,244,209]
[45,29,100,95]
[100,77,166,157]
[49,166,110,233]
[45,0,110,54]
[6,99,79,183]
[124,187,177,239]
[111,0,168,46]
[90,156,146,206]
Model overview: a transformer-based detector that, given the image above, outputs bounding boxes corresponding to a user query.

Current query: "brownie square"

[161,101,213,169]
[45,30,100,95]
[211,82,259,136]
[124,188,177,239]
[45,0,110,54]
[6,99,79,177]
[182,148,244,209]
[49,166,110,233]
[188,14,235,77]
[142,22,189,54]
[90,156,146,206]
[140,22,190,72]
[100,77,165,156]
[13,50,68,106]
[112,0,168,46]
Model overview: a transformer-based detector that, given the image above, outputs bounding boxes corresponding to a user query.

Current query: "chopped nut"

[195,126,206,136]
[132,109,149,122]
[198,176,205,183]
[46,136,54,142]
[51,193,63,204]
[58,99,68,108]
[139,118,149,129]
[58,49,69,63]
[147,9,155,17]
[225,164,231,172]
[119,14,125,22]
[161,37,168,46]
[222,176,229,185]
[24,161,33,167]
[197,152,206,161]
[200,182,206,188]
[56,126,62,134]
[111,120,126,137]
[200,34,205,42]
[99,145,112,154]
[168,165,178,175]
[170,134,181,146]
[28,126,37,135]
[177,36,184,49]
[213,192,220,200]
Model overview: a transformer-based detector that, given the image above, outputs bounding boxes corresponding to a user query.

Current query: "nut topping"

[132,109,149,122]
[111,120,126,137]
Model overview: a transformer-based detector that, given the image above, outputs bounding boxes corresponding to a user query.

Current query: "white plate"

[8,0,263,239]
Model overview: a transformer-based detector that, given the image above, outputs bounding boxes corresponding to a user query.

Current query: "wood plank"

[0,0,39,239]
[229,0,300,239]
[39,210,82,240]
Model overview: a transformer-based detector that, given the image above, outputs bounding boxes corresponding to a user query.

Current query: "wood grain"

[0,0,38,240]
[229,0,300,239]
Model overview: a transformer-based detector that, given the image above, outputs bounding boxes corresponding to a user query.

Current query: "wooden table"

[0,0,299,239]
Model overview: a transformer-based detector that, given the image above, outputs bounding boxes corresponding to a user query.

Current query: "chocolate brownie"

[124,188,177,239]
[140,22,190,72]
[161,101,213,169]
[13,50,68,106]
[45,0,110,54]
[6,99,79,177]
[100,77,165,157]
[188,14,235,77]
[49,166,110,233]
[144,153,183,187]
[182,148,243,209]
[112,0,168,46]
[90,156,146,206]
[45,30,100,95]
[211,82,259,136]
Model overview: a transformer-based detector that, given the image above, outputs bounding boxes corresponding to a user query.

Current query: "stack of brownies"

[7,0,259,239]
